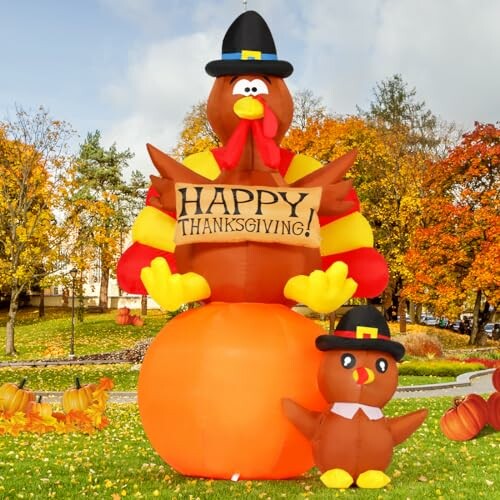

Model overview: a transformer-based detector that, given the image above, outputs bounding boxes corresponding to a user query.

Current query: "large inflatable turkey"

[117,10,388,313]
[119,10,393,481]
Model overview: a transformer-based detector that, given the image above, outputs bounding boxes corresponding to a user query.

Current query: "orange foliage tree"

[404,122,499,345]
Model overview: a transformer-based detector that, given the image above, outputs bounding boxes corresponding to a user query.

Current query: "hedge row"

[398,359,487,377]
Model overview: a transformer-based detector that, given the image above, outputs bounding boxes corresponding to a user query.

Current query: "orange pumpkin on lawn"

[62,378,97,413]
[27,395,53,418]
[116,308,131,325]
[492,368,500,392]
[0,378,35,413]
[138,302,325,479]
[487,392,500,431]
[440,394,488,441]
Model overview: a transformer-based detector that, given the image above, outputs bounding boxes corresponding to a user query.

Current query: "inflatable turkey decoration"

[283,306,428,489]
[117,10,389,313]
[120,9,393,482]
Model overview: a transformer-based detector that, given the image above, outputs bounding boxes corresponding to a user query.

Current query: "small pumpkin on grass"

[62,377,97,413]
[0,378,35,413]
[440,393,488,441]
[130,315,144,327]
[116,309,131,325]
[26,395,53,419]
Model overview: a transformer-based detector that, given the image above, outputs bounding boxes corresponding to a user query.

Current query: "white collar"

[330,402,384,420]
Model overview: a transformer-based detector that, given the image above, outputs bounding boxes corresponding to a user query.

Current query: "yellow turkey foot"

[140,257,211,311]
[320,468,354,489]
[356,470,391,489]
[283,261,358,314]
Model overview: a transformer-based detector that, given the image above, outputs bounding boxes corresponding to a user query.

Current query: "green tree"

[358,75,454,328]
[0,106,76,355]
[73,131,146,311]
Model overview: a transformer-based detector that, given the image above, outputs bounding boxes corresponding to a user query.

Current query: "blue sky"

[2,0,500,177]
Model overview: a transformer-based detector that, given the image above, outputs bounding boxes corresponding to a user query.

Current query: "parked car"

[484,323,494,338]
[397,314,412,323]
[422,316,439,326]
[450,320,462,332]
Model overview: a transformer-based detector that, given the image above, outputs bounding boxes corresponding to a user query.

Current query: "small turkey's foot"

[356,470,391,489]
[283,261,357,314]
[140,257,211,311]
[319,468,354,489]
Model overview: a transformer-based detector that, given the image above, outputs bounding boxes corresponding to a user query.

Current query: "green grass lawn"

[0,309,497,498]
[0,364,456,391]
[0,307,166,361]
[0,397,497,499]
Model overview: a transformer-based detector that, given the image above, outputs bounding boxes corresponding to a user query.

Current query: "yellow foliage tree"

[0,107,77,355]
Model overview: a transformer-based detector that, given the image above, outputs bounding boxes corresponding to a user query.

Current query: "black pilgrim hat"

[316,305,405,361]
[205,10,293,78]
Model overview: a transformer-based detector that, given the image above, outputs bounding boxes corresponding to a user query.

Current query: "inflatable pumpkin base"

[138,302,325,479]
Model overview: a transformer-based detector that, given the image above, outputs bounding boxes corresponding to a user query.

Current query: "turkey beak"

[353,367,375,385]
[233,96,264,120]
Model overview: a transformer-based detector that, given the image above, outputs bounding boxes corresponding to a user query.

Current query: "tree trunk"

[469,290,486,346]
[141,295,148,316]
[62,287,69,308]
[99,265,109,311]
[414,303,423,324]
[38,289,45,318]
[398,299,407,333]
[5,289,19,355]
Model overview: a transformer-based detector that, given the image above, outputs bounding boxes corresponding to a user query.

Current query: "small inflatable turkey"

[117,10,389,313]
[282,305,428,489]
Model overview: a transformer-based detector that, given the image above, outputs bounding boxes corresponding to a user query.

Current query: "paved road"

[38,369,496,404]
[393,368,495,399]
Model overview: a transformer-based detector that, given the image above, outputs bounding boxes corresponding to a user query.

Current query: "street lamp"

[69,267,78,359]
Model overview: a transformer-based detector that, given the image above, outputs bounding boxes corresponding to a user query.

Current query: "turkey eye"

[341,353,356,369]
[233,78,269,96]
[232,79,252,96]
[375,358,388,373]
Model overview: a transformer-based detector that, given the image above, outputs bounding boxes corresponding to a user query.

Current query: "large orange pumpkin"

[0,378,35,413]
[62,378,97,413]
[487,392,500,431]
[138,302,325,479]
[492,368,500,392]
[440,394,488,441]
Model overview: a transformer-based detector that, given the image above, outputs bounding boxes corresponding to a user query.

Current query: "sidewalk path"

[37,369,496,404]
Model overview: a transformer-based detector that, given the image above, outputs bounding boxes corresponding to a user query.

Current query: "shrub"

[396,333,443,358]
[398,359,486,377]
[452,357,500,369]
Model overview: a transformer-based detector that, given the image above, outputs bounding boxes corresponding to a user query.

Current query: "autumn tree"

[290,89,327,130]
[0,106,76,355]
[73,131,146,311]
[405,122,499,345]
[357,75,454,328]
[172,101,220,160]
[172,90,326,160]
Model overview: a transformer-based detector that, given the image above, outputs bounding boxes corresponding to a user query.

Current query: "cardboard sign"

[174,183,321,247]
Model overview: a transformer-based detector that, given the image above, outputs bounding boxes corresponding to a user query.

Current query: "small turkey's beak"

[233,96,264,120]
[353,367,375,385]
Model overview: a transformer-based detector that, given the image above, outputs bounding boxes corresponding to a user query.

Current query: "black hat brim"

[205,59,293,78]
[316,335,405,362]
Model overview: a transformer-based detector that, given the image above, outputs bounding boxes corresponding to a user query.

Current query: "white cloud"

[293,0,500,126]
[100,0,500,179]
[369,0,500,128]
[102,31,218,176]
